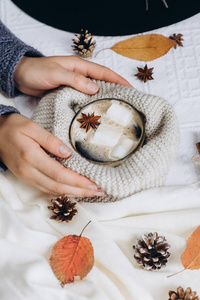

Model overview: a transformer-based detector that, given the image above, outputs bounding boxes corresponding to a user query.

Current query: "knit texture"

[32,81,179,202]
[0,104,20,115]
[0,20,42,98]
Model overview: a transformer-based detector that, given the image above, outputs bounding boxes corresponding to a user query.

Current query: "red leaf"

[49,222,94,286]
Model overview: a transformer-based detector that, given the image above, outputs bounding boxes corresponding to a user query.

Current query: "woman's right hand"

[0,113,105,197]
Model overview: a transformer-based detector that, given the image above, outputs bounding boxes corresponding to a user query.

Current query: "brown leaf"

[196,142,200,154]
[111,34,176,61]
[181,226,200,270]
[49,222,94,286]
[167,226,200,278]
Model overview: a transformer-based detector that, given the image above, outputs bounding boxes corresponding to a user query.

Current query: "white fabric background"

[0,0,200,299]
[1,171,200,300]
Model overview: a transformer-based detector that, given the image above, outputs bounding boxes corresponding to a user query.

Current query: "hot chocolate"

[69,99,145,165]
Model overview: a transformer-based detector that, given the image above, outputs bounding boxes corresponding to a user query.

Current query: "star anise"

[135,64,154,83]
[169,33,184,49]
[77,112,101,132]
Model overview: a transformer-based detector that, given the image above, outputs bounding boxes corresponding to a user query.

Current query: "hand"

[0,113,105,197]
[14,55,132,97]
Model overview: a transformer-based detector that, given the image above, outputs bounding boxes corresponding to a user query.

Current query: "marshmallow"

[111,138,136,159]
[91,124,123,148]
[106,102,133,126]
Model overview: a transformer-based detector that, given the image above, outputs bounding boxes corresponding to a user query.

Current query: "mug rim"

[69,98,146,166]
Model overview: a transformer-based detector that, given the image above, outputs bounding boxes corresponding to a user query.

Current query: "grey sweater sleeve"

[0,19,43,98]
[0,20,43,173]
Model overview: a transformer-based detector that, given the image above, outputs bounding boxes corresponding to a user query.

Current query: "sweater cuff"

[0,104,20,173]
[0,19,43,98]
[0,104,20,116]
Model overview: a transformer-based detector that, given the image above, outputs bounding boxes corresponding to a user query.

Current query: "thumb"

[30,122,72,158]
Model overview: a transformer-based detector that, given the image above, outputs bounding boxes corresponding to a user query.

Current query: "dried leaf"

[196,142,200,154]
[111,34,176,61]
[181,226,200,270]
[49,222,94,286]
[167,226,200,278]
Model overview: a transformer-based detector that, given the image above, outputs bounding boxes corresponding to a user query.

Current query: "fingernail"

[94,191,105,197]
[58,144,72,155]
[86,184,98,190]
[86,81,99,93]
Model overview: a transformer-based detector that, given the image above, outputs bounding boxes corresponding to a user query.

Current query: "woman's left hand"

[14,55,132,97]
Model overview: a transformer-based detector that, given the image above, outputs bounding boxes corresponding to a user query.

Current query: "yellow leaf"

[111,34,176,61]
[181,226,200,270]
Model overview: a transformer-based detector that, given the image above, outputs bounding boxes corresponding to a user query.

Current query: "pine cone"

[169,286,199,300]
[72,29,96,58]
[133,232,171,270]
[48,196,78,222]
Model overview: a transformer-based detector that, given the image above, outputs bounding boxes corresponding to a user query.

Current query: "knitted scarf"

[32,81,179,202]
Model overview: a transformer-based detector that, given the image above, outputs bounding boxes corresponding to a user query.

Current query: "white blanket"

[0,0,200,299]
[0,171,200,300]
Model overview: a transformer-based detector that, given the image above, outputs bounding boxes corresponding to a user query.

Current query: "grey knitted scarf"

[32,81,179,202]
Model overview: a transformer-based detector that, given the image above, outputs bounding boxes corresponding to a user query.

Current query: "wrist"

[0,114,7,124]
[13,56,28,88]
[0,113,20,164]
[0,115,8,165]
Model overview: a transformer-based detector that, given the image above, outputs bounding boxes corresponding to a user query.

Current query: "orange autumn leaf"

[111,34,176,61]
[49,222,94,287]
[196,142,200,154]
[181,226,200,270]
[167,226,200,278]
